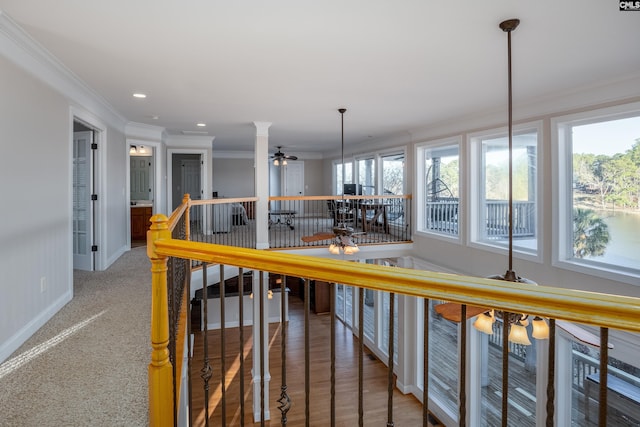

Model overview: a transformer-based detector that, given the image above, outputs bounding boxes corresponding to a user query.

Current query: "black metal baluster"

[238,268,245,426]
[546,319,555,427]
[278,275,291,425]
[219,264,226,426]
[423,298,429,427]
[501,312,510,427]
[305,279,310,427]
[387,292,395,427]
[200,263,212,427]
[187,268,193,427]
[260,273,266,426]
[599,327,609,427]
[331,282,336,427]
[460,304,467,427]
[359,287,364,427]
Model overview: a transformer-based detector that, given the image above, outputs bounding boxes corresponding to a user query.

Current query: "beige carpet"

[0,247,151,426]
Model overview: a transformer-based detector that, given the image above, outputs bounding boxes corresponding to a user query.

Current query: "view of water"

[585,210,640,270]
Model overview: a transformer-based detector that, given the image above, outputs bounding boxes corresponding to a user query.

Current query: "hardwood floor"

[190,296,432,426]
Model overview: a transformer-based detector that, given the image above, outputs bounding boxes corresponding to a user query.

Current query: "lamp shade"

[508,322,532,346]
[531,316,550,339]
[473,311,495,335]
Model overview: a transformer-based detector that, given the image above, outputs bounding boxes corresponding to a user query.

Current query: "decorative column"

[254,121,272,251]
[147,214,174,427]
[252,121,272,422]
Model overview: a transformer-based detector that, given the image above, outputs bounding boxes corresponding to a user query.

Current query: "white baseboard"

[0,289,72,363]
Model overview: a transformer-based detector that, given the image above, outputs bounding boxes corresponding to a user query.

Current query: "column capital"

[253,121,272,137]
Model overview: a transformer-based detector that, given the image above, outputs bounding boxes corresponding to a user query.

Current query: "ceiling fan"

[271,146,297,166]
[301,108,363,254]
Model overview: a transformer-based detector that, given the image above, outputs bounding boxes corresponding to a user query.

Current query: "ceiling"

[1,1,639,155]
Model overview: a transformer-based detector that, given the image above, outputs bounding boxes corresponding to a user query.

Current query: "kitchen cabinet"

[131,206,152,240]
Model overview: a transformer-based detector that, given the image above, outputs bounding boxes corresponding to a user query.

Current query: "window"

[357,157,376,195]
[335,161,353,195]
[470,124,540,256]
[381,152,404,195]
[555,103,640,281]
[417,142,460,236]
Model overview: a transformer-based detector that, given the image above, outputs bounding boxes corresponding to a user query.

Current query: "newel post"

[147,214,174,427]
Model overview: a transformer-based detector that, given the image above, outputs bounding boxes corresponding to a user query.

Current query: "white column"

[252,122,271,422]
[254,121,271,250]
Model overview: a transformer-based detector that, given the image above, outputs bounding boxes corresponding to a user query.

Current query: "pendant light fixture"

[328,108,360,255]
[470,19,549,343]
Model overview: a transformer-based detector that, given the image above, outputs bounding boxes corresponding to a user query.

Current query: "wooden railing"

[147,208,640,426]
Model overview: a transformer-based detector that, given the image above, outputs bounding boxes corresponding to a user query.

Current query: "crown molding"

[165,134,215,148]
[125,121,167,142]
[0,10,126,131]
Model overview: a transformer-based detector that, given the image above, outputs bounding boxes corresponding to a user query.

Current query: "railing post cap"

[149,214,169,229]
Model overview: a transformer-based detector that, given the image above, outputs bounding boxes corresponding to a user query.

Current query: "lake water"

[586,210,640,270]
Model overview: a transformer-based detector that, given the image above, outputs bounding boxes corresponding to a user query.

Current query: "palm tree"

[573,208,610,258]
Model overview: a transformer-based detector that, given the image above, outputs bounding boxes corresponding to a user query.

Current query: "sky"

[572,116,640,156]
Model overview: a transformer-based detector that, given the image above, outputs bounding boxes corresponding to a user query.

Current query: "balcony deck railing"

[147,197,640,427]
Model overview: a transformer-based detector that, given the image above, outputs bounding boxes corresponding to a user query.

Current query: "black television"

[343,183,362,195]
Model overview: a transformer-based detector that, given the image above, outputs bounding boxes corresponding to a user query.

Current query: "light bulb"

[282,159,287,166]
[329,244,340,255]
[531,316,550,339]
[268,290,273,300]
[273,159,279,166]
[508,322,532,345]
[473,311,495,335]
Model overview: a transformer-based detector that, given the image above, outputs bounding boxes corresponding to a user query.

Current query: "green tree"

[573,208,610,259]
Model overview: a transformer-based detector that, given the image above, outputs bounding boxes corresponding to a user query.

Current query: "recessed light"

[133,93,146,99]
[196,123,206,127]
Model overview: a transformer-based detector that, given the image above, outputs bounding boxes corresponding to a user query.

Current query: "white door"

[283,161,304,214]
[73,131,94,271]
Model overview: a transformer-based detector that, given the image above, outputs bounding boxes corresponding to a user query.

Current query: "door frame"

[70,108,105,271]
[167,148,209,211]
[126,139,163,248]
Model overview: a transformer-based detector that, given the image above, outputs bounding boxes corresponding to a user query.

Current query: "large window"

[471,124,540,256]
[417,142,460,236]
[381,152,404,195]
[555,103,640,281]
[335,161,353,194]
[357,157,376,195]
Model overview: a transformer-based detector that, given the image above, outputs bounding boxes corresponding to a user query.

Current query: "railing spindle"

[599,327,609,426]
[238,268,245,426]
[387,292,395,427]
[200,263,212,427]
[501,312,510,427]
[219,264,226,426]
[259,273,266,426]
[423,298,429,427]
[359,287,364,427]
[460,304,467,427]
[278,275,291,425]
[331,282,336,427]
[305,279,310,427]
[546,318,555,427]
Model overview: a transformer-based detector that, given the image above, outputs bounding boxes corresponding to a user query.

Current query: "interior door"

[130,156,151,201]
[283,161,304,214]
[73,131,94,271]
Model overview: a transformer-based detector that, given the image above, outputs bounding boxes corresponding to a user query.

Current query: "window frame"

[468,121,544,263]
[415,136,463,242]
[552,101,640,285]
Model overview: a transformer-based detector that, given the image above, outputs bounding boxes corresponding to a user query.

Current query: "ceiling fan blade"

[301,232,335,243]
[286,155,298,160]
[434,302,489,322]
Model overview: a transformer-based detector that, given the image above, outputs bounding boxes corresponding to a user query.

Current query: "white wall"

[0,22,129,362]
[0,55,73,361]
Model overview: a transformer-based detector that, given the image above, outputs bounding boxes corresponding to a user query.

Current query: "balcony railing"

[183,194,412,250]
[425,199,535,238]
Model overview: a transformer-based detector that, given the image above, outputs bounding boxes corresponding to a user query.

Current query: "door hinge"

[91,245,98,252]
[91,194,98,201]
[91,143,98,150]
